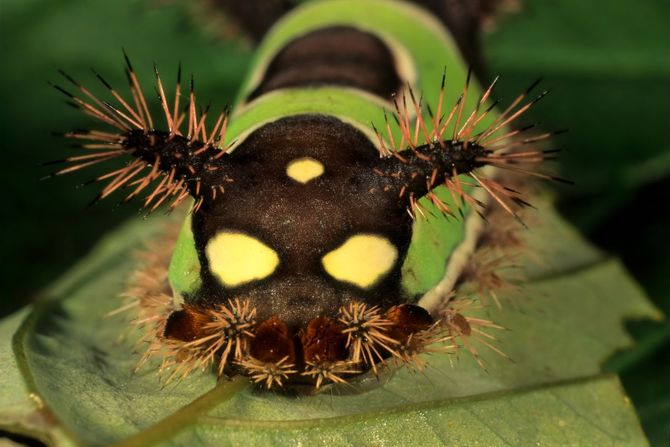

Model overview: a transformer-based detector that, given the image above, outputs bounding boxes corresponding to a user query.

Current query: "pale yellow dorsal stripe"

[286,157,324,184]
[322,234,398,289]
[206,231,279,287]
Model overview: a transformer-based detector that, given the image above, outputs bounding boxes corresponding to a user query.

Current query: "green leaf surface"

[0,308,73,446]
[1,308,33,418]
[0,198,660,446]
[165,376,645,447]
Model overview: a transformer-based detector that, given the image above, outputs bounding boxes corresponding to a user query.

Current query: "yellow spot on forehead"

[206,231,279,287]
[322,234,398,289]
[286,157,324,184]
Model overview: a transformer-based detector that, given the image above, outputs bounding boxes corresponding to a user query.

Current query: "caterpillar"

[48,0,565,390]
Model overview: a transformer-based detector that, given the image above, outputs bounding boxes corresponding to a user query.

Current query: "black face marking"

[248,26,402,101]
[191,115,414,328]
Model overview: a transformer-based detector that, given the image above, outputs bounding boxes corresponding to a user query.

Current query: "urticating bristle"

[439,298,508,368]
[337,302,400,374]
[48,53,232,213]
[106,224,182,377]
[191,299,257,376]
[462,251,522,309]
[302,360,359,389]
[460,203,532,309]
[159,341,215,385]
[381,304,450,372]
[393,325,455,373]
[374,74,568,224]
[235,356,298,389]
[121,264,257,385]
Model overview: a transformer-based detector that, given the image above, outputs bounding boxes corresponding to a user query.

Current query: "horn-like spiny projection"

[49,59,565,225]
[373,71,569,225]
[47,52,232,213]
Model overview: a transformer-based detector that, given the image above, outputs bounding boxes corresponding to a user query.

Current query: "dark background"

[0,0,668,444]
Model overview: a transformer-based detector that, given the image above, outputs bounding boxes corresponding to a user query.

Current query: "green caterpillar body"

[52,0,548,389]
[170,0,488,305]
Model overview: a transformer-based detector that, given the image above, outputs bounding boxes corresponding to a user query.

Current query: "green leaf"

[0,308,74,446]
[163,376,647,447]
[0,198,660,445]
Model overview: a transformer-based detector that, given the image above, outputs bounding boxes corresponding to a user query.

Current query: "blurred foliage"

[0,0,668,444]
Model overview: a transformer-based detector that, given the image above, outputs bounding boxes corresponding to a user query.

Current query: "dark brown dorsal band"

[248,26,401,101]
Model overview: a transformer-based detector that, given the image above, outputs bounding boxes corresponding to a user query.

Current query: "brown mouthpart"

[300,317,349,364]
[164,306,211,342]
[161,301,441,388]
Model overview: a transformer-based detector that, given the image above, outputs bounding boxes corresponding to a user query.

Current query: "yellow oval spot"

[206,231,279,287]
[322,234,398,289]
[286,157,324,184]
